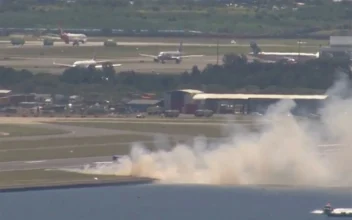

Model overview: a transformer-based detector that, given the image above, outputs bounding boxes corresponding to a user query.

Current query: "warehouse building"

[193,93,327,114]
[164,89,327,114]
[319,36,352,59]
[163,89,203,113]
[0,90,11,98]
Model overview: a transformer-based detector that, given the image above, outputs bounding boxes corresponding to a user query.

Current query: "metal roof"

[193,93,328,100]
[127,99,162,105]
[0,90,11,94]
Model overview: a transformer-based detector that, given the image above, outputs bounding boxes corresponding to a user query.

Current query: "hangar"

[164,89,327,114]
[163,89,203,113]
[192,93,327,114]
[319,36,352,59]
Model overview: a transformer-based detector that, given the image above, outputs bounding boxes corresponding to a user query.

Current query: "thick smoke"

[65,74,352,187]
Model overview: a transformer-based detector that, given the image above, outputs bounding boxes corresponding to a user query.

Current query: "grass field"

[3,35,329,45]
[0,134,152,162]
[0,169,150,189]
[0,143,138,162]
[0,118,264,162]
[0,44,321,59]
[0,124,68,137]
[51,121,250,137]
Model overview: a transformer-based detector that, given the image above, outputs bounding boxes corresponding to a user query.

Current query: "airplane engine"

[175,59,181,64]
[88,64,96,70]
[72,40,79,46]
[103,62,113,68]
[154,58,159,63]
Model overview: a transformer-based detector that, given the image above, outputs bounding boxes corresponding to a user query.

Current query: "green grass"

[0,45,321,59]
[0,143,141,162]
[0,169,149,189]
[0,36,329,45]
[0,134,152,162]
[0,119,264,162]
[0,134,152,149]
[53,116,263,123]
[52,121,262,137]
[0,124,68,137]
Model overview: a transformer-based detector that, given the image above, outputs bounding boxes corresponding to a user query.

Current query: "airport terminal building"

[164,89,327,114]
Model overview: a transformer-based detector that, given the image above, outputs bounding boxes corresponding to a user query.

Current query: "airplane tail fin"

[250,41,262,55]
[178,41,183,52]
[58,22,63,35]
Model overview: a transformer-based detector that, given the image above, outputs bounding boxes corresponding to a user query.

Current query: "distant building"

[163,89,327,115]
[126,99,163,112]
[193,93,327,114]
[319,36,352,59]
[164,89,203,113]
[0,90,11,98]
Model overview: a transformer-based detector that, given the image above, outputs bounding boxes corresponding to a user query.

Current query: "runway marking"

[0,132,10,136]
[94,162,114,165]
[25,160,47,164]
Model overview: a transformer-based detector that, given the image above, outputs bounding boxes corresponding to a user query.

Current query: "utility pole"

[298,39,301,62]
[216,39,219,65]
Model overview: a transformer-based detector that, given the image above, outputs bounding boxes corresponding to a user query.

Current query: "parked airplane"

[139,42,204,64]
[248,41,319,63]
[59,27,87,46]
[311,203,352,217]
[53,55,122,69]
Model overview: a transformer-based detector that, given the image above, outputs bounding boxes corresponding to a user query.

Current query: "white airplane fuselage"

[60,32,87,45]
[155,51,182,63]
[312,205,352,217]
[249,51,319,62]
[73,60,97,68]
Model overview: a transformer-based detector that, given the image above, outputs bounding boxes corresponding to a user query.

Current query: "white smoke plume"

[65,74,352,187]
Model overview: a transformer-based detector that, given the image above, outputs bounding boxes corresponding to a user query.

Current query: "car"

[136,113,145,118]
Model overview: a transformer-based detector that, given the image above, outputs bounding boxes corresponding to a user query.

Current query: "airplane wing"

[53,62,75,67]
[311,210,324,214]
[332,208,352,214]
[94,63,122,69]
[94,60,113,64]
[178,55,204,58]
[139,53,158,59]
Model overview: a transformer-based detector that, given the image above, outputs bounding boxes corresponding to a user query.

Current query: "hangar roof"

[192,93,328,100]
[0,90,11,94]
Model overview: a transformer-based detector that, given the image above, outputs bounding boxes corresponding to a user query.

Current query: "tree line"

[0,0,352,38]
[0,54,351,100]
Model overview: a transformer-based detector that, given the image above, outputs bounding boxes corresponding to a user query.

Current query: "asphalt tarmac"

[0,119,342,173]
[0,120,221,172]
[0,39,298,74]
[0,56,220,74]
[0,40,319,48]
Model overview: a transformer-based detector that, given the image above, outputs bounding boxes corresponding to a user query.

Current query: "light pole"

[216,39,219,65]
[298,40,301,62]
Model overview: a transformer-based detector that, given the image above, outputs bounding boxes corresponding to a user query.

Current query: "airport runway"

[0,40,318,48]
[0,156,114,172]
[0,54,263,75]
[0,56,222,74]
[0,118,261,172]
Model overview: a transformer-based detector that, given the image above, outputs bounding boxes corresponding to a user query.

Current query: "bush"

[10,37,25,45]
